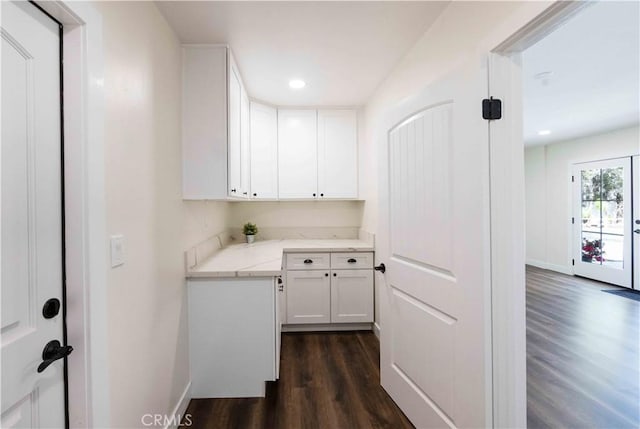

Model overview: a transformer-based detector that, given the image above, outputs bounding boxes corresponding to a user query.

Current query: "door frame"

[31,1,110,427]
[487,1,594,427]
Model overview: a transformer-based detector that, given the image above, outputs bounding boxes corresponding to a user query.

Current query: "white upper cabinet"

[182,45,250,200]
[277,110,318,199]
[182,45,359,201]
[250,102,278,199]
[182,46,228,199]
[317,110,358,199]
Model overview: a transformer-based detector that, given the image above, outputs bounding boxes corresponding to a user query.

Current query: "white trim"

[282,323,372,333]
[164,382,192,429]
[525,259,573,276]
[488,2,591,428]
[34,2,109,427]
[372,322,381,339]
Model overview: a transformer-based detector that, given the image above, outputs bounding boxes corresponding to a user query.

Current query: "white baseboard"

[282,323,372,333]
[526,259,573,276]
[373,322,380,339]
[164,381,192,429]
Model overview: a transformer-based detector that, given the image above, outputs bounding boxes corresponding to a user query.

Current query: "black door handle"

[38,340,73,373]
[634,229,640,234]
[374,263,386,273]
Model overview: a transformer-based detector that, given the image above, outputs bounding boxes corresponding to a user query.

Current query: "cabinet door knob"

[325,273,329,277]
[231,188,237,193]
[333,273,337,277]
[243,191,247,195]
[347,258,357,263]
[320,193,324,197]
[253,193,257,197]
[313,193,316,197]
[303,259,313,264]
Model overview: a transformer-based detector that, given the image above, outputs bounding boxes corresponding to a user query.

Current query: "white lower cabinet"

[188,277,280,398]
[286,270,331,324]
[330,269,374,323]
[284,251,373,328]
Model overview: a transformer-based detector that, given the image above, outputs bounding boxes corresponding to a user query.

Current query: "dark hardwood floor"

[185,331,414,429]
[186,267,639,429]
[526,266,640,429]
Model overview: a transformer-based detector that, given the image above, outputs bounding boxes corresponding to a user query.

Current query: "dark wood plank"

[526,266,640,429]
[185,331,414,429]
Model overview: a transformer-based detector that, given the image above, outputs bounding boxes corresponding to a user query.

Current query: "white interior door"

[572,158,632,288]
[377,58,491,428]
[1,1,67,426]
[633,155,639,290]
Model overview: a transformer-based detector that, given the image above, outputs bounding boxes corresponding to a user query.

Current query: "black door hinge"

[482,97,502,120]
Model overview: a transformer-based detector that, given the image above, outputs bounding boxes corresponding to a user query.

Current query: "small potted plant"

[243,222,258,244]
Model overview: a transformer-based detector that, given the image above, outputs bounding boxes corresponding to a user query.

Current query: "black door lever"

[374,263,386,273]
[38,340,73,373]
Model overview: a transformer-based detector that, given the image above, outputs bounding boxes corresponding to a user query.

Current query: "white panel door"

[227,60,242,197]
[277,109,318,199]
[239,86,251,199]
[1,2,67,426]
[634,156,639,290]
[250,102,278,199]
[378,58,491,427]
[317,110,358,199]
[330,270,373,323]
[285,270,330,324]
[572,158,632,288]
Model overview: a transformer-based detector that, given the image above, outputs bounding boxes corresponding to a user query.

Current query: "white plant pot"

[246,234,255,244]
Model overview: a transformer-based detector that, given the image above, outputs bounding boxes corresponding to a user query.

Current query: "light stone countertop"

[186,239,374,278]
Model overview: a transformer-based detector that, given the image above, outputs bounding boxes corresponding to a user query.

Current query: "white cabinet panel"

[317,110,358,199]
[286,270,331,324]
[182,46,228,199]
[330,269,373,323]
[250,102,278,199]
[278,109,318,199]
[227,60,242,197]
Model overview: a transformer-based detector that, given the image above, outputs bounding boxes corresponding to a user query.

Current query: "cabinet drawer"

[330,252,373,269]
[286,252,330,270]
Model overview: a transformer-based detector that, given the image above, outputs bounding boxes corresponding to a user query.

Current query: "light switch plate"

[110,235,125,268]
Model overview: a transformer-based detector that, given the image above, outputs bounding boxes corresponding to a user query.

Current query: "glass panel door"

[573,158,632,287]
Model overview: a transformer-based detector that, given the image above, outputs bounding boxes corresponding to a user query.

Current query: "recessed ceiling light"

[289,79,306,89]
[538,130,551,136]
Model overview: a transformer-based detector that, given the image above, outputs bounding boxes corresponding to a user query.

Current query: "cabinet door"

[250,102,278,199]
[286,270,330,324]
[317,110,358,199]
[278,109,318,199]
[240,86,251,198]
[227,63,242,197]
[330,269,373,323]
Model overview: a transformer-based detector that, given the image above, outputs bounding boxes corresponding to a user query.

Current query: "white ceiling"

[523,1,640,146]
[156,1,449,106]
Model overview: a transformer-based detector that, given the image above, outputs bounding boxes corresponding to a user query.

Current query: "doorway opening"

[494,1,639,427]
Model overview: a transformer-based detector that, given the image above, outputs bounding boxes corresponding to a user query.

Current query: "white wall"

[97,2,229,427]
[525,125,640,273]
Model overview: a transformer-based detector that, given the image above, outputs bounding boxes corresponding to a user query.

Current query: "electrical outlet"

[110,235,125,268]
